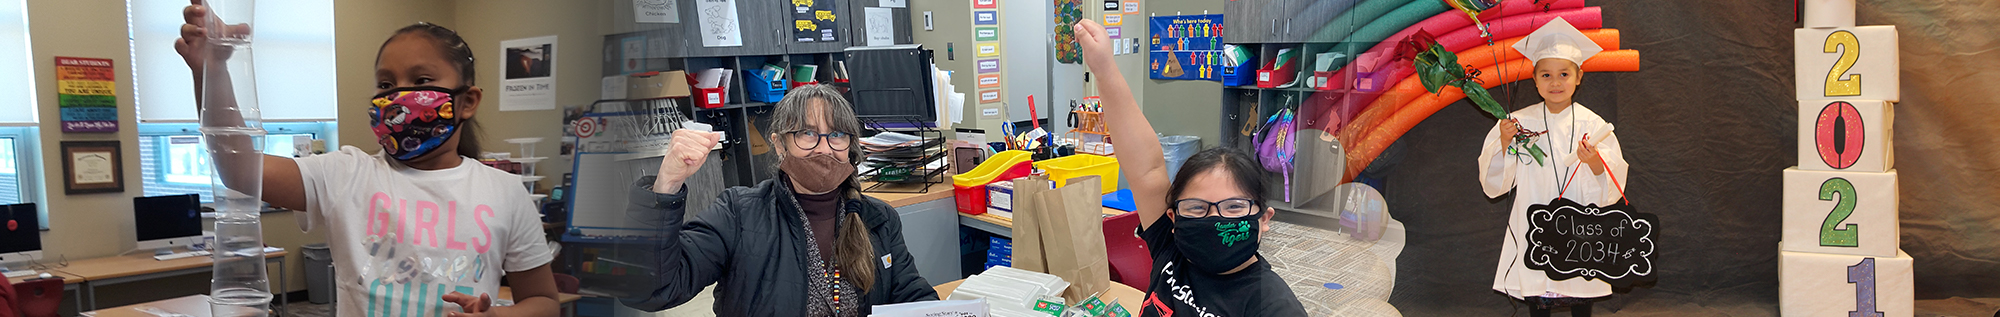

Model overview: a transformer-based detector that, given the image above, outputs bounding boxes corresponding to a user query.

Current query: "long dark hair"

[380,22,482,157]
[769,84,877,293]
[1164,147,1270,212]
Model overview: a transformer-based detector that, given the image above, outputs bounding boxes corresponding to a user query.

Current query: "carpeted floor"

[1262,219,1407,317]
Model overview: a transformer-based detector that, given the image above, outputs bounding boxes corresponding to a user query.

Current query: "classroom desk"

[859,181,955,208]
[497,286,584,317]
[859,181,961,286]
[84,289,586,317]
[958,207,1128,239]
[56,250,288,312]
[82,294,211,317]
[933,279,1144,314]
[7,270,87,313]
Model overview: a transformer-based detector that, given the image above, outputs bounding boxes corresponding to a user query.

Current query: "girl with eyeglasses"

[1074,20,1307,316]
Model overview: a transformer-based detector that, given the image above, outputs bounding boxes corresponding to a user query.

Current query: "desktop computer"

[1,203,43,275]
[134,194,205,256]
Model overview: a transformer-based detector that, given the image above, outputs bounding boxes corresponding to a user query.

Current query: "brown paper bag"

[1035,175,1111,303]
[1008,175,1053,273]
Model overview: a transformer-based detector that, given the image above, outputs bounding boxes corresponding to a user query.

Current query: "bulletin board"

[792,0,840,42]
[1148,14,1223,81]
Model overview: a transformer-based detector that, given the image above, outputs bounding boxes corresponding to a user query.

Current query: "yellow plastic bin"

[1034,154,1120,194]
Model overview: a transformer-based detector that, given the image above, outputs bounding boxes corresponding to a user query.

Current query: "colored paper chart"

[56,57,118,132]
[972,0,1003,104]
[1148,14,1223,81]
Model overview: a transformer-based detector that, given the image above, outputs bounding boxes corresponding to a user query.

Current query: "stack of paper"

[870,299,989,317]
[947,266,1072,317]
[1271,48,1301,88]
[860,131,946,182]
[793,64,820,83]
[758,64,786,81]
[1223,44,1251,67]
[933,65,965,124]
[695,68,733,90]
[1308,52,1345,89]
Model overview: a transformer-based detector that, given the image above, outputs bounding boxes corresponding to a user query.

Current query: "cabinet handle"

[1286,18,1293,36]
[1270,19,1277,36]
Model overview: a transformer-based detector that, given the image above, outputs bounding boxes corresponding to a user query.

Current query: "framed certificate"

[61,140,124,194]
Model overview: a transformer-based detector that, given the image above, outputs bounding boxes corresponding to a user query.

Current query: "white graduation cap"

[1511,17,1601,67]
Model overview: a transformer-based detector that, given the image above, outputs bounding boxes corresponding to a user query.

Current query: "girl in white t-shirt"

[177,3,559,316]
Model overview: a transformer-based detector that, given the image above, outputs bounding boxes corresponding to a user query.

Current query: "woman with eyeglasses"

[621,84,938,316]
[1074,20,1307,316]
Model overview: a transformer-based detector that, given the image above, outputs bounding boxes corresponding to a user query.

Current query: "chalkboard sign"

[1524,198,1659,289]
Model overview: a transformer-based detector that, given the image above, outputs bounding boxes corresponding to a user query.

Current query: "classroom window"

[0,0,42,227]
[0,130,39,206]
[127,0,337,123]
[139,123,331,202]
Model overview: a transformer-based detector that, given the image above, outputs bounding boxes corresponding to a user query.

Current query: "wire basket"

[587,98,689,155]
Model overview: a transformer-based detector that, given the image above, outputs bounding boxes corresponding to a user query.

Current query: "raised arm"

[175,0,307,210]
[1074,20,1169,229]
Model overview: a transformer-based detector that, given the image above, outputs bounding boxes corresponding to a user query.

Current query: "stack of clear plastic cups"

[199,0,272,316]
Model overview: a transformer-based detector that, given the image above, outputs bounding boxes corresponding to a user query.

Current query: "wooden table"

[497,286,584,317]
[57,250,288,312]
[933,279,1144,313]
[84,289,586,317]
[497,286,583,304]
[958,207,1128,239]
[859,182,955,208]
[7,270,86,313]
[83,294,211,317]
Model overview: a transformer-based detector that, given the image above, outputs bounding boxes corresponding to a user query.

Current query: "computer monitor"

[134,194,204,253]
[0,203,42,266]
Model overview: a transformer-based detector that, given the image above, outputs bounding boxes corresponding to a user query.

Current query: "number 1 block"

[1802,0,1856,29]
[1779,249,1914,317]
[1795,26,1898,102]
[1797,100,1894,172]
[1782,168,1899,257]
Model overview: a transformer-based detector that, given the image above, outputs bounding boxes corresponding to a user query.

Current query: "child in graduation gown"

[1476,17,1630,317]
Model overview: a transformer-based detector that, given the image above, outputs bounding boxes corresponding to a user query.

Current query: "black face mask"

[1172,215,1261,274]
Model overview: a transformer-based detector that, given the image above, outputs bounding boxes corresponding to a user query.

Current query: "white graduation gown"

[1477,102,1629,299]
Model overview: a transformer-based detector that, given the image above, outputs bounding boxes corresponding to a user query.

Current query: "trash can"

[1160,135,1202,180]
[302,243,335,304]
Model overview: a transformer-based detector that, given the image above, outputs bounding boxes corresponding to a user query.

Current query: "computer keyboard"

[153,250,211,261]
[1,270,36,278]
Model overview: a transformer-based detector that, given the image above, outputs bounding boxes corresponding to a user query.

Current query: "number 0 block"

[1797,100,1894,172]
[1779,249,1914,317]
[1783,168,1899,257]
[1796,26,1898,102]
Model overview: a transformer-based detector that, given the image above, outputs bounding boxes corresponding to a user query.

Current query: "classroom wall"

[446,0,608,194]
[913,0,1149,142]
[14,0,453,309]
[1138,0,1225,147]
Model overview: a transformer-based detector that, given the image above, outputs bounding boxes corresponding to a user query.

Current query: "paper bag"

[1009,175,1054,272]
[1035,175,1111,303]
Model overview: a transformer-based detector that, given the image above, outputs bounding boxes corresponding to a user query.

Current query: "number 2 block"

[1797,100,1893,172]
[1779,249,1913,317]
[1783,168,1899,257]
[1795,26,1898,102]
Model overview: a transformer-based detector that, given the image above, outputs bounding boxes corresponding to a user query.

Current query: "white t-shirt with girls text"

[296,146,552,316]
